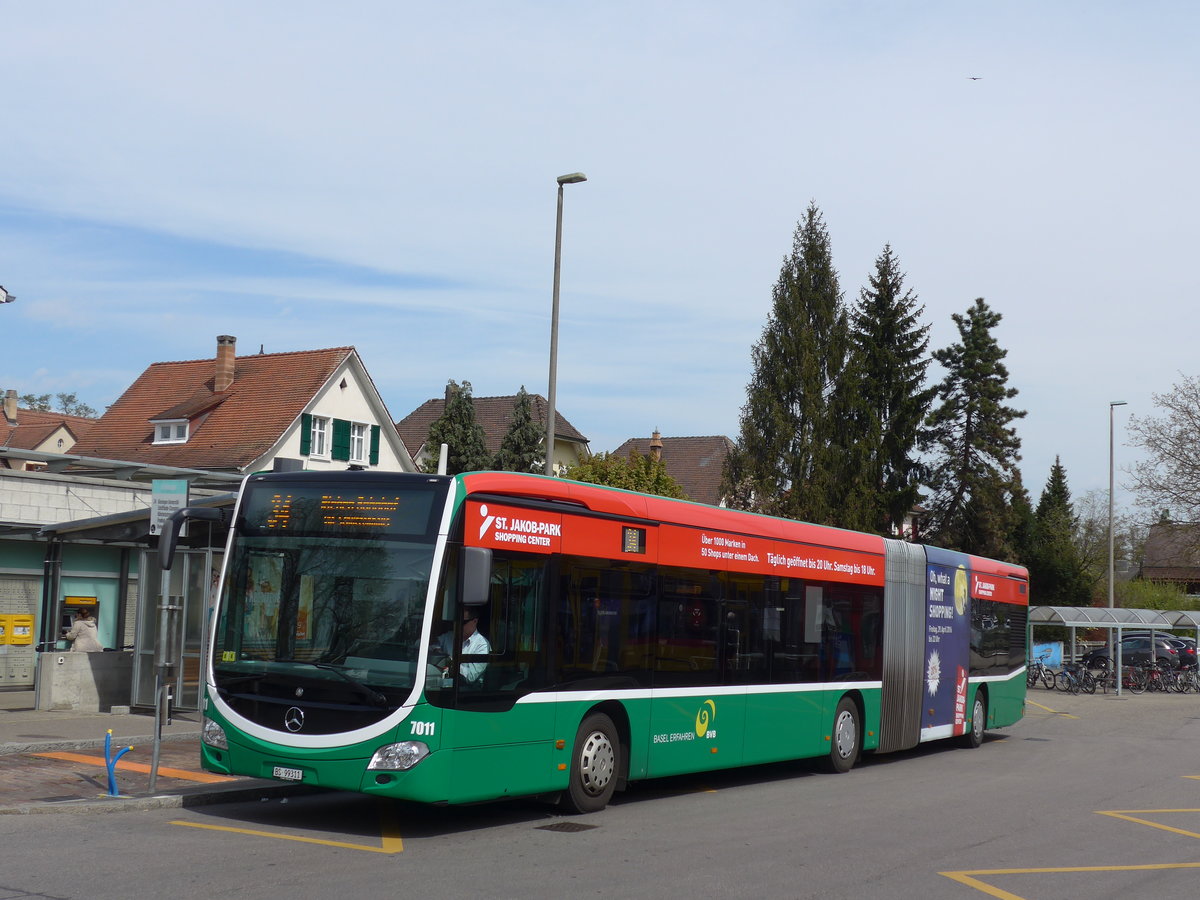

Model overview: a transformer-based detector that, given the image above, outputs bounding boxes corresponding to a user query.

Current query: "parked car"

[1080,636,1182,669]
[1115,632,1197,668]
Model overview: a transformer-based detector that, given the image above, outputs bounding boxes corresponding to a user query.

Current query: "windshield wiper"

[277,659,388,707]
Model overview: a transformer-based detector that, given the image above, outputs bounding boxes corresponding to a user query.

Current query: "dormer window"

[153,420,189,444]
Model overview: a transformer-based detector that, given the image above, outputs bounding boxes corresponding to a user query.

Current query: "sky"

[2,2,1196,516]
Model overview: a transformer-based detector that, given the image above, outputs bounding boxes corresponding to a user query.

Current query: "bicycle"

[1055,662,1096,694]
[1027,653,1056,690]
[1127,661,1172,694]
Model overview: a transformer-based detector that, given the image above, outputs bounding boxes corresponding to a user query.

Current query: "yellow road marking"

[1098,809,1200,840]
[942,862,1200,900]
[1023,698,1077,718]
[170,800,404,854]
[33,751,236,784]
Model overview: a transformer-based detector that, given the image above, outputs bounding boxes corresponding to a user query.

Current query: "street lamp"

[545,172,587,476]
[1108,401,1128,608]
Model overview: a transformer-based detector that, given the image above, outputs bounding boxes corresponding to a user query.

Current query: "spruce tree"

[723,203,854,525]
[1028,458,1090,604]
[493,386,543,473]
[923,298,1026,558]
[849,244,933,534]
[423,380,491,475]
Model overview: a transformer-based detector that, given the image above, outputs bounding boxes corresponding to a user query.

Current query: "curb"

[0,731,201,757]
[0,780,322,816]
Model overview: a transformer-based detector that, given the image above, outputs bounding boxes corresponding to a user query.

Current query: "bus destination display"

[244,486,437,537]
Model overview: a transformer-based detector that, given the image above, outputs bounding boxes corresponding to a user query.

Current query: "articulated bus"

[162,470,1028,813]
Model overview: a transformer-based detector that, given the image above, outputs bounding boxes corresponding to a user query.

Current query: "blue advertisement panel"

[922,547,971,741]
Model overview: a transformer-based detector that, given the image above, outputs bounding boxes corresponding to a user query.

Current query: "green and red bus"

[163,470,1028,813]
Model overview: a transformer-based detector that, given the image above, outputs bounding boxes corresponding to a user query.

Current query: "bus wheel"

[562,713,619,814]
[959,694,986,749]
[827,697,859,773]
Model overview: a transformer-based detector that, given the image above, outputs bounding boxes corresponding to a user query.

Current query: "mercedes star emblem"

[284,706,305,732]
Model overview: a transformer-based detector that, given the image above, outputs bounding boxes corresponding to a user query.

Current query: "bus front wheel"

[827,697,859,773]
[561,713,619,814]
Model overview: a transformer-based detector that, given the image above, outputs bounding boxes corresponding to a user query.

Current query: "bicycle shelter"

[1028,606,1200,696]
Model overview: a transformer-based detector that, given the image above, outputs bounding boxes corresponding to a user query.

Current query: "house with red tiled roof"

[1140,522,1200,594]
[70,335,415,475]
[0,390,96,471]
[396,391,589,474]
[611,432,734,506]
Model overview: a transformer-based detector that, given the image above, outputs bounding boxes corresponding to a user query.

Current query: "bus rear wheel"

[561,713,619,814]
[827,697,859,773]
[958,693,986,749]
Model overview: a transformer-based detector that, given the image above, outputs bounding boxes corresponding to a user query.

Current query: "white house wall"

[266,359,414,473]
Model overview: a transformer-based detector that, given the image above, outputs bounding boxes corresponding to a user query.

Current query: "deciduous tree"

[566,450,687,499]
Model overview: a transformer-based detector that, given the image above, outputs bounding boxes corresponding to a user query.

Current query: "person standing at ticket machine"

[63,607,103,652]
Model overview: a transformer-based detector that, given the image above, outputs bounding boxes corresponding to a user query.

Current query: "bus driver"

[436,607,491,684]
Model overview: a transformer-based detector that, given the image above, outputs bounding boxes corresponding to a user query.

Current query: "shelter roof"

[1030,606,1200,629]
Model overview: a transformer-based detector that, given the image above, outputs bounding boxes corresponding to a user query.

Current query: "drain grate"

[536,822,598,833]
[1024,737,1051,741]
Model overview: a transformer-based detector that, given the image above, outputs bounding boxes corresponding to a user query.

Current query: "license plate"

[273,766,304,782]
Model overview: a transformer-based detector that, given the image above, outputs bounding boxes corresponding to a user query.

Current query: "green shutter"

[299,413,311,456]
[331,418,351,461]
[369,424,380,466]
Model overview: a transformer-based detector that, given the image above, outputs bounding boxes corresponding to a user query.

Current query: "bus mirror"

[462,546,492,606]
[158,507,225,571]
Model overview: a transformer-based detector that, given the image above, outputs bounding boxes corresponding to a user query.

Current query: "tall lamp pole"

[545,172,587,476]
[1108,400,1127,608]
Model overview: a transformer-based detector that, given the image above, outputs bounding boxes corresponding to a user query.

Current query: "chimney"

[649,429,663,462]
[3,389,16,425]
[215,335,237,392]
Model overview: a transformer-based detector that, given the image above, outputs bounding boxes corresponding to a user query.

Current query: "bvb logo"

[954,566,969,616]
[696,699,716,738]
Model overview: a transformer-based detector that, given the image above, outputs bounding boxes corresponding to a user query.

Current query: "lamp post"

[1108,401,1127,608]
[545,172,587,476]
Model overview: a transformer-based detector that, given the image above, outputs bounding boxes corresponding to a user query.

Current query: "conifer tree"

[723,203,854,525]
[1027,458,1090,604]
[493,386,543,473]
[923,298,1026,558]
[849,245,933,534]
[423,380,491,475]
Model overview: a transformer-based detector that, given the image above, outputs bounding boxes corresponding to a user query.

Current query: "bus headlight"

[202,717,228,750]
[367,741,429,771]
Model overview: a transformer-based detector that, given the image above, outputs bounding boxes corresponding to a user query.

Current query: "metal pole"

[545,172,586,476]
[1108,401,1127,608]
[545,184,565,477]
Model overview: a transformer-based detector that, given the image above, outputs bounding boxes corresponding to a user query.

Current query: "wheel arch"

[582,700,631,790]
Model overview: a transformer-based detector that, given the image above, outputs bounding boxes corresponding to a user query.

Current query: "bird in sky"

[968,76,982,80]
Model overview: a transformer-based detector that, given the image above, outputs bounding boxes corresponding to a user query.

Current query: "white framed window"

[350,422,368,462]
[310,416,329,457]
[153,420,189,444]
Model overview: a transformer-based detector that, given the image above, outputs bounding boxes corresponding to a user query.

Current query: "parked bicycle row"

[1027,653,1200,694]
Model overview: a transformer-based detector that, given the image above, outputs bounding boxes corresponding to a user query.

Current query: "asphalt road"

[3,687,1200,900]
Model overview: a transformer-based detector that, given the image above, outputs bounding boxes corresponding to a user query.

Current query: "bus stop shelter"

[1029,606,1200,695]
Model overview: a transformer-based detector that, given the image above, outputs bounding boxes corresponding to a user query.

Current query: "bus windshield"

[209,477,447,729]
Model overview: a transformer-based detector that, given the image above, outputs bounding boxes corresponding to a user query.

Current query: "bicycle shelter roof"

[1030,606,1200,630]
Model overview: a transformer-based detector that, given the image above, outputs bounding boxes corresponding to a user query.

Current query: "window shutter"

[299,413,311,456]
[331,418,351,461]
[369,425,380,466]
